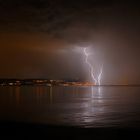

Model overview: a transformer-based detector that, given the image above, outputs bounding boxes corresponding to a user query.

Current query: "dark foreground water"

[0,86,140,128]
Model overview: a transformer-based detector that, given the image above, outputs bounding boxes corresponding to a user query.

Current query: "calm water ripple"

[0,86,140,127]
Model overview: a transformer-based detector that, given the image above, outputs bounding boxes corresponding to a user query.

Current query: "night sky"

[0,0,140,85]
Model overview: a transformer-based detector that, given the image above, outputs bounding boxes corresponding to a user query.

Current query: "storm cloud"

[0,0,140,84]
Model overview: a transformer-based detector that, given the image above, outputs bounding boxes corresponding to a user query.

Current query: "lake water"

[0,86,140,128]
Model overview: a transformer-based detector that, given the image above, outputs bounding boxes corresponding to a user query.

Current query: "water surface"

[0,86,140,128]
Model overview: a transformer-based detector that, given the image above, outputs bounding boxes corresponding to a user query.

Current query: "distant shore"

[0,79,139,87]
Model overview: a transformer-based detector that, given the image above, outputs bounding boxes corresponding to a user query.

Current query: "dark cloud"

[0,0,140,84]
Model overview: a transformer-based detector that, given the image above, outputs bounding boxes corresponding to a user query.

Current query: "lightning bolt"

[83,48,97,85]
[97,64,103,86]
[83,48,103,86]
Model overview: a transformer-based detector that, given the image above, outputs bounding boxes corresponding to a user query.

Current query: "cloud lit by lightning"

[83,47,103,86]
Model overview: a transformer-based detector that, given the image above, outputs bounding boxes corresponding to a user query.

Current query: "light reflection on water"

[0,86,140,127]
